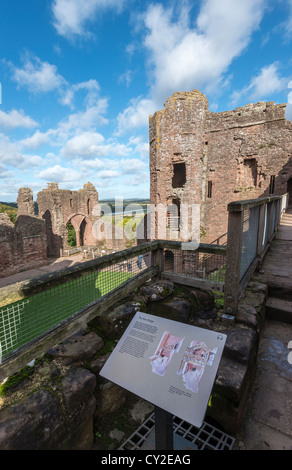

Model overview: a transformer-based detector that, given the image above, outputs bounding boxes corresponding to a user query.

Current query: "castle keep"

[149,90,292,243]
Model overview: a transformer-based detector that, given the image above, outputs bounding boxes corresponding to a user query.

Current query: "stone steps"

[265,297,292,324]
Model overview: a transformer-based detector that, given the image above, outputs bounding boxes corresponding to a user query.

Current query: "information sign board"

[100,312,226,429]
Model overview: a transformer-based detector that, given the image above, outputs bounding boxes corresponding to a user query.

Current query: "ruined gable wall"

[203,101,292,242]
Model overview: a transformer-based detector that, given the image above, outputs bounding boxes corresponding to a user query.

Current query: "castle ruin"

[149,89,292,243]
[0,182,135,278]
[36,182,100,257]
[1,90,292,278]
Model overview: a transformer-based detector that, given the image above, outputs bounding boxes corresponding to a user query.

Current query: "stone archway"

[68,214,95,248]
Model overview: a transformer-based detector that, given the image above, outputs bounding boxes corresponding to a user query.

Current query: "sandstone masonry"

[37,182,100,257]
[150,90,292,243]
[0,212,47,278]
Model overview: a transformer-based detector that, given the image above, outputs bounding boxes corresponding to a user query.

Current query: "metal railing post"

[151,245,164,275]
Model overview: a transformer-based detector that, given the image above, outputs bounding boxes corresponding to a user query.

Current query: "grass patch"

[0,365,34,396]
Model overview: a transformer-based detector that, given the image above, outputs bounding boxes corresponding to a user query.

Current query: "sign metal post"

[154,406,174,450]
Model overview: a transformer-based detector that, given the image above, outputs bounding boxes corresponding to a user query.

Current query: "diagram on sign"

[177,341,217,393]
[149,331,184,376]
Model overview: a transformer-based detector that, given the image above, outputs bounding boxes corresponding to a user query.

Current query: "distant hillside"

[0,202,17,223]
[100,198,150,213]
[0,201,17,208]
[0,198,150,222]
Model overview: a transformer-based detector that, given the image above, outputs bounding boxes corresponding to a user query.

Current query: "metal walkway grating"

[119,412,235,451]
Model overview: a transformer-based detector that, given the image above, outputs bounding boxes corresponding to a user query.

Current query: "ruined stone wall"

[149,90,292,243]
[17,187,35,217]
[37,182,100,256]
[0,213,47,278]
[204,101,292,242]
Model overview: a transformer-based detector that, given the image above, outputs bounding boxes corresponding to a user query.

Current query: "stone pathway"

[0,253,85,289]
[259,208,292,322]
[235,320,292,450]
[235,208,292,450]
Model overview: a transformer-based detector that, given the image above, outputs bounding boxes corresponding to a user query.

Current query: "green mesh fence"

[0,253,150,361]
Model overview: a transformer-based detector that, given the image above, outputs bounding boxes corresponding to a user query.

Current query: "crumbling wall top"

[206,100,289,133]
[45,183,59,191]
[82,182,97,193]
[150,89,209,122]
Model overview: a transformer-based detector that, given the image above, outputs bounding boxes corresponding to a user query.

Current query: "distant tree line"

[0,203,17,224]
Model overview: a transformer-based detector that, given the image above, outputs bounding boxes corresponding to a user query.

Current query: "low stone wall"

[0,275,267,449]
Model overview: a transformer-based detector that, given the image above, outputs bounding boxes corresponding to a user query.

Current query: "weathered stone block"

[0,390,66,450]
[62,367,97,414]
[46,331,104,364]
[221,327,258,365]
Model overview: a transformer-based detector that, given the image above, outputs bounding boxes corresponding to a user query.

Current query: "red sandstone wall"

[0,214,47,278]
[204,101,292,242]
[149,90,292,244]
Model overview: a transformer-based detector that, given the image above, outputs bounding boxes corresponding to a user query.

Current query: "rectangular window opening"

[207,181,212,198]
[172,162,186,188]
[243,158,257,187]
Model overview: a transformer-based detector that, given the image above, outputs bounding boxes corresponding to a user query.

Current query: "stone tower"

[150,89,292,243]
[149,90,209,240]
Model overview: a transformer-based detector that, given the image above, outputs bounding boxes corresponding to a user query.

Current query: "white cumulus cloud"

[37,164,81,182]
[52,0,125,38]
[231,63,290,106]
[0,109,38,129]
[117,0,266,134]
[11,54,67,94]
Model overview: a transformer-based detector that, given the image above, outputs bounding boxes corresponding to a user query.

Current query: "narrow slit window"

[207,181,213,198]
[172,162,186,188]
[269,175,275,194]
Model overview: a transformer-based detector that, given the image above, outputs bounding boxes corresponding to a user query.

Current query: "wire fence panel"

[271,201,276,235]
[240,206,259,281]
[0,252,151,361]
[164,249,226,284]
[262,202,271,253]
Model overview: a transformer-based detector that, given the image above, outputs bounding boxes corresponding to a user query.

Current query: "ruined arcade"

[36,182,100,256]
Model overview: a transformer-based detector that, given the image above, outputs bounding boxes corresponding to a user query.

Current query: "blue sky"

[0,0,292,202]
